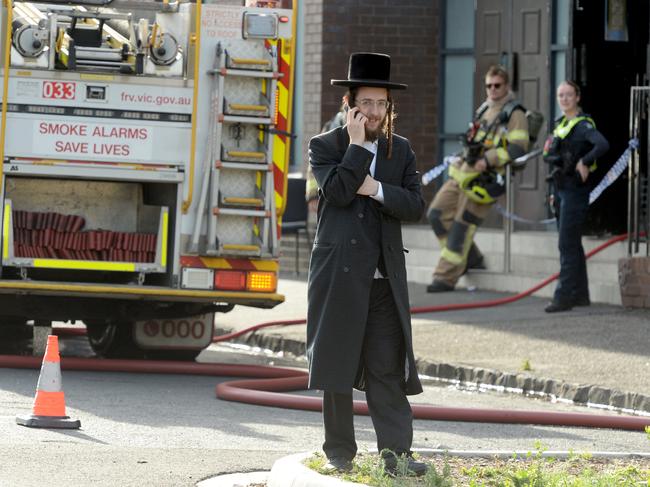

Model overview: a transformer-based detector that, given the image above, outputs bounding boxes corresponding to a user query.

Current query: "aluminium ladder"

[189,42,280,258]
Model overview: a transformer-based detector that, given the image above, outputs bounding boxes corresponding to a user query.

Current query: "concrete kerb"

[417,359,650,414]
[267,452,362,487]
[215,327,650,415]
[198,450,650,487]
[196,471,269,487]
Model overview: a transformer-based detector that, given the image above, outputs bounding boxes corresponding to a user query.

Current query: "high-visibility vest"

[552,115,597,171]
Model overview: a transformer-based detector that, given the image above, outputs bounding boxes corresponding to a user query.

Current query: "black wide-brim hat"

[331,52,407,90]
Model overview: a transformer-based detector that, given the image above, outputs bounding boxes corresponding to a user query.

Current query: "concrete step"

[276,224,626,305]
[279,234,311,276]
[408,247,620,281]
[403,225,626,305]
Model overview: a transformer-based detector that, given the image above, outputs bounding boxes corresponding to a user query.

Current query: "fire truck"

[0,0,295,359]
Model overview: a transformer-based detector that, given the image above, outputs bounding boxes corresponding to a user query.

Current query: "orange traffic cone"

[16,335,80,429]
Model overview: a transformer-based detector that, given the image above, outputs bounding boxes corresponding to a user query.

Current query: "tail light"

[247,271,276,292]
[214,270,246,290]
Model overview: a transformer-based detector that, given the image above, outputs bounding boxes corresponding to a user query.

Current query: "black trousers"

[554,185,590,304]
[322,279,413,460]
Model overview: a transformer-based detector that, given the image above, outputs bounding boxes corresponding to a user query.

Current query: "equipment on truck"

[0,0,296,360]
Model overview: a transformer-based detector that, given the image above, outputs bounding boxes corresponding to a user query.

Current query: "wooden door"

[475,0,551,228]
[511,0,550,228]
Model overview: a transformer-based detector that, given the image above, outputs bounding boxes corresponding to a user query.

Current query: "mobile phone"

[344,100,356,116]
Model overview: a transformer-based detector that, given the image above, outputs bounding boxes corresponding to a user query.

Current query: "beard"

[364,115,387,141]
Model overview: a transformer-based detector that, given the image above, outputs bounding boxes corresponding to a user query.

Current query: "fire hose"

[1,233,649,432]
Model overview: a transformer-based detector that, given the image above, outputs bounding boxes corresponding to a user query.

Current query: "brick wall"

[301,0,324,169]
[300,0,440,183]
[618,257,650,308]
[319,0,440,182]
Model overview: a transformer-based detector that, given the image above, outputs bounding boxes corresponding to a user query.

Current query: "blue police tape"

[423,139,638,225]
[494,204,556,225]
[588,138,638,204]
[496,138,638,224]
[420,155,455,186]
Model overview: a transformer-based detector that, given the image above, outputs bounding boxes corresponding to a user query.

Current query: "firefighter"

[426,65,529,292]
[543,81,609,312]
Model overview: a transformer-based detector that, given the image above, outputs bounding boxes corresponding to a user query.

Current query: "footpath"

[216,274,650,414]
[203,274,650,487]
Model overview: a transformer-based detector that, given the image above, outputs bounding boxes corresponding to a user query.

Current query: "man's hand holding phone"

[346,106,366,146]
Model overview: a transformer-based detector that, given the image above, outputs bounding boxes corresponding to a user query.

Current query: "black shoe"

[573,297,591,307]
[426,279,454,293]
[323,456,353,473]
[383,455,428,477]
[544,301,573,313]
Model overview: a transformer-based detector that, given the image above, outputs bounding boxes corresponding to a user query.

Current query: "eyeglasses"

[357,99,390,110]
[485,83,503,90]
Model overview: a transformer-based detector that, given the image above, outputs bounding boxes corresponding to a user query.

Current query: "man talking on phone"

[306,52,427,477]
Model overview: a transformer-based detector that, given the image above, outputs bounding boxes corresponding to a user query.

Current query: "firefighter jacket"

[450,92,529,186]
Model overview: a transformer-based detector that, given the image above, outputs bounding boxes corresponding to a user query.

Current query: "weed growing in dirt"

[305,444,650,486]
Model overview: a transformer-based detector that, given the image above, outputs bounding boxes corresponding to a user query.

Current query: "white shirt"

[360,140,386,278]
[361,140,384,203]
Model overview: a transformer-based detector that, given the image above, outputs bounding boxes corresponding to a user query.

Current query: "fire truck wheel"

[85,320,146,359]
[0,317,31,353]
[0,317,31,339]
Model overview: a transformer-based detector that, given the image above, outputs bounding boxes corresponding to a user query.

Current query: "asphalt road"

[1,339,649,487]
[0,274,649,486]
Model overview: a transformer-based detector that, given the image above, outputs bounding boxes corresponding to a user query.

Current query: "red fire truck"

[0,0,296,359]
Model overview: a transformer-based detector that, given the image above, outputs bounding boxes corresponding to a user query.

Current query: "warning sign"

[201,5,242,39]
[32,120,153,160]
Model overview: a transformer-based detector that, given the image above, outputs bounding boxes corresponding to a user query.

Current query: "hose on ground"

[5,233,648,432]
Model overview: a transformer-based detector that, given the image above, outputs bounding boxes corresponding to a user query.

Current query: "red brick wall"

[319,0,440,183]
[618,257,650,308]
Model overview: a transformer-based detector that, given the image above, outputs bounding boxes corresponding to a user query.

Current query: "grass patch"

[304,447,650,486]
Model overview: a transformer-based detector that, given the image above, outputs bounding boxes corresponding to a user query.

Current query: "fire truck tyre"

[0,317,31,339]
[85,320,146,359]
[0,317,31,353]
[145,349,202,362]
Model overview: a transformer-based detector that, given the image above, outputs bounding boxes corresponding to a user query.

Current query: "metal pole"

[628,87,636,256]
[645,88,650,257]
[503,165,513,273]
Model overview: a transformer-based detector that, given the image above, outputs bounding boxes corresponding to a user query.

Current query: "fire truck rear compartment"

[2,177,175,287]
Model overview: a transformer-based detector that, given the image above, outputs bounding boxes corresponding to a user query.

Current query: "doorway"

[570,0,649,234]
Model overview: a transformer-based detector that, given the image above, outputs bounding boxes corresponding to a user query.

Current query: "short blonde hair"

[485,65,509,85]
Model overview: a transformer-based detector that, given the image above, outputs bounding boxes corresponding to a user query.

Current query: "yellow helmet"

[459,171,506,204]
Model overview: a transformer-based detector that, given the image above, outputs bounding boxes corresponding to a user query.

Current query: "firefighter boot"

[463,242,486,274]
[426,279,454,293]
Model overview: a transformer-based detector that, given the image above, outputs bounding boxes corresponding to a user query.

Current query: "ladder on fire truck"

[189,42,280,257]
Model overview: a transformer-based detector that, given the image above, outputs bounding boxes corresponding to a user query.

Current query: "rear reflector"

[247,271,276,292]
[181,268,214,289]
[214,270,246,291]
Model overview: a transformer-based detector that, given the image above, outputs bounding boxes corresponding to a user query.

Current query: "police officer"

[543,81,609,312]
[426,65,529,292]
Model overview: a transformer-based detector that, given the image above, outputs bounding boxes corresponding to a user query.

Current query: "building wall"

[300,0,324,169]
[301,0,440,193]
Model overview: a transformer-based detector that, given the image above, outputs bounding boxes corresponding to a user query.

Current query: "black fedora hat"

[331,52,407,90]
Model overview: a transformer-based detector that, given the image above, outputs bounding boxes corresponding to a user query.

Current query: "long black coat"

[306,126,425,395]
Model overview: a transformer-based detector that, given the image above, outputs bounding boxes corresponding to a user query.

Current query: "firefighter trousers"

[427,178,492,286]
